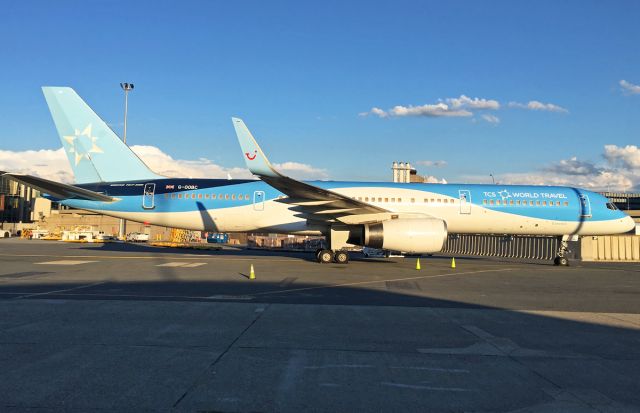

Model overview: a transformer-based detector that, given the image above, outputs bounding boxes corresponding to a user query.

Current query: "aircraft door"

[459,190,471,214]
[142,183,155,209]
[579,193,592,218]
[253,190,265,211]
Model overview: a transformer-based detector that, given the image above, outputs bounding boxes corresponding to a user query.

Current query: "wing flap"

[1,172,114,202]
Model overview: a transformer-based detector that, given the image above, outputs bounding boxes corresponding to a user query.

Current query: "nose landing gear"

[553,237,570,266]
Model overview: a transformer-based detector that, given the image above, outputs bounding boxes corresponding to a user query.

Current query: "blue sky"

[1,0,639,188]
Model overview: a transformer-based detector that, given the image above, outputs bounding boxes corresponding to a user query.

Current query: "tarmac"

[1,238,639,412]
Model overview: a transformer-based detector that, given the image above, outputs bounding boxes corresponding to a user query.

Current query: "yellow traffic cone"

[416,258,421,270]
[451,257,456,269]
[249,264,256,280]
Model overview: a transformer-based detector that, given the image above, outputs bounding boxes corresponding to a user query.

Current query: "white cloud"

[422,175,448,184]
[0,148,75,183]
[508,100,568,113]
[481,114,500,124]
[364,94,501,119]
[620,80,640,95]
[464,146,640,191]
[492,171,633,191]
[603,144,640,169]
[366,103,472,118]
[272,161,329,180]
[416,160,448,168]
[0,145,328,183]
[544,156,602,176]
[129,145,253,180]
[447,95,500,110]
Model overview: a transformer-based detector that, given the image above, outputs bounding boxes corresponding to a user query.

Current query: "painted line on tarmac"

[252,268,513,297]
[35,260,97,265]
[0,253,294,262]
[2,291,236,301]
[13,281,107,299]
[156,262,207,267]
[380,382,471,392]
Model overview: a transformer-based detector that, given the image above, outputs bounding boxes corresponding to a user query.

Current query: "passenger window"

[365,197,369,202]
[536,201,540,206]
[391,198,395,202]
[398,198,402,202]
[564,201,569,206]
[198,194,202,199]
[516,200,520,205]
[212,194,216,199]
[231,194,236,200]
[496,200,501,206]
[171,194,175,199]
[490,200,494,205]
[556,201,560,206]
[509,200,514,205]
[411,198,415,203]
[178,194,183,199]
[529,201,534,206]
[205,194,210,199]
[437,199,441,203]
[483,200,487,205]
[542,201,547,206]
[246,194,250,200]
[164,193,168,199]
[424,198,429,203]
[225,194,229,200]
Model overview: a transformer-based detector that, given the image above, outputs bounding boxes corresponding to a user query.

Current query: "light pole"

[118,82,134,240]
[120,82,134,144]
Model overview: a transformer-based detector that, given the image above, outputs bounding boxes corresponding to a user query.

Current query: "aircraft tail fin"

[42,87,163,183]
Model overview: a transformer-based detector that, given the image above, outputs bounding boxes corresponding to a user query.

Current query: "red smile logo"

[245,150,257,160]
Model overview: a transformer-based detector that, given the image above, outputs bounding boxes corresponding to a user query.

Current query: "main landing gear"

[553,237,570,266]
[315,249,350,264]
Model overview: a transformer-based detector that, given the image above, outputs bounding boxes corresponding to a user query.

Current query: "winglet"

[231,117,280,178]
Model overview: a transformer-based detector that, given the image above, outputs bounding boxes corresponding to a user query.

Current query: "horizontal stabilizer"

[1,172,114,202]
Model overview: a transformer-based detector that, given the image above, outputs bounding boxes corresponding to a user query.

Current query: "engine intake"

[349,218,447,253]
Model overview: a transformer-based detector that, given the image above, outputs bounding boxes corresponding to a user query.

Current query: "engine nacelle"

[352,218,448,253]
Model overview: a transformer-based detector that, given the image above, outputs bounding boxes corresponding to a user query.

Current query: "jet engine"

[348,218,448,253]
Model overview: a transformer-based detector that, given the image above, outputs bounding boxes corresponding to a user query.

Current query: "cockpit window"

[606,202,618,210]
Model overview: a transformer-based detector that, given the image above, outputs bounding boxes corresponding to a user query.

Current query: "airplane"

[1,87,635,266]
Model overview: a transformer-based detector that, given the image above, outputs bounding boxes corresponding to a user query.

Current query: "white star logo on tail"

[63,124,103,165]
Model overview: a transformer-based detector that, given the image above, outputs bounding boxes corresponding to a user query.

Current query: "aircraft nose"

[622,215,636,233]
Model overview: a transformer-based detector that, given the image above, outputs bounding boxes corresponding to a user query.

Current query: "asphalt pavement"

[1,238,639,412]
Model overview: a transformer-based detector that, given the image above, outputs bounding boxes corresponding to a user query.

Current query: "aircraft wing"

[1,172,114,202]
[231,118,392,224]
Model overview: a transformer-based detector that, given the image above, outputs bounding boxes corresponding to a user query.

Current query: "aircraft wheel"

[334,251,349,264]
[317,249,334,264]
[553,256,569,266]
